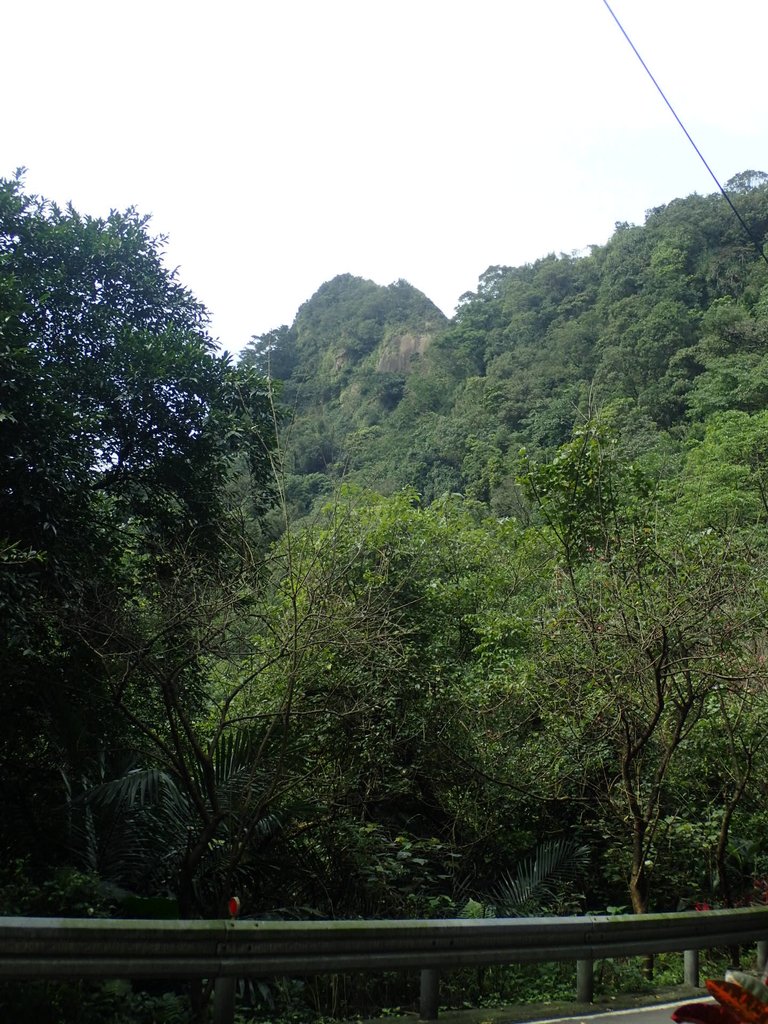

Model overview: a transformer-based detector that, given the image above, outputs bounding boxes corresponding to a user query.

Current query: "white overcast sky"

[3,0,767,354]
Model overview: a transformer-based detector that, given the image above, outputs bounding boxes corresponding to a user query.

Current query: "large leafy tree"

[519,420,768,914]
[0,173,274,866]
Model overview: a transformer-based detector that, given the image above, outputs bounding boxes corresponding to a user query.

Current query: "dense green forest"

[5,170,768,1020]
[243,169,768,515]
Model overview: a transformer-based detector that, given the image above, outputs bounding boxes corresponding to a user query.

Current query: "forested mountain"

[244,170,768,515]
[6,172,768,1021]
[241,274,449,511]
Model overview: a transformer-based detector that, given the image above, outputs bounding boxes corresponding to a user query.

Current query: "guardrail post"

[577,958,593,1003]
[214,977,235,1024]
[684,949,699,988]
[758,940,768,973]
[420,967,439,1021]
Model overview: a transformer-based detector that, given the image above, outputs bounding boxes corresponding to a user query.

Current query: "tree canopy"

[0,174,275,875]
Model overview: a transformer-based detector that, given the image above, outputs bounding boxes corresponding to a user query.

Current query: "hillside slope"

[243,173,768,513]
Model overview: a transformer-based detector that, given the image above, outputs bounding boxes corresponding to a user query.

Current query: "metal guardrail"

[1,908,767,1024]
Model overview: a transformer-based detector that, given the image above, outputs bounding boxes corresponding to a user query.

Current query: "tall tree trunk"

[630,859,654,978]
[716,786,747,968]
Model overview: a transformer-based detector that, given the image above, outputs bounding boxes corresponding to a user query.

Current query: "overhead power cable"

[601,0,768,269]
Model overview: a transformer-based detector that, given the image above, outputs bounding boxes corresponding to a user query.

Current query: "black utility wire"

[601,0,768,269]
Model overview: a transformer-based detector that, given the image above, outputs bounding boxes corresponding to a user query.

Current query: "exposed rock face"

[376,330,433,374]
[291,274,447,378]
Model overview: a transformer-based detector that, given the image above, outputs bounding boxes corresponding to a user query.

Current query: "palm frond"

[488,837,590,917]
[86,768,182,816]
[70,768,194,891]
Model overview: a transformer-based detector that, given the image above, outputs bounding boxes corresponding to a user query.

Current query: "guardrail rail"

[2,907,767,1024]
